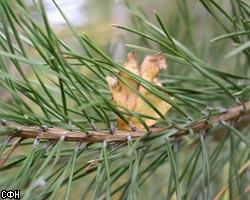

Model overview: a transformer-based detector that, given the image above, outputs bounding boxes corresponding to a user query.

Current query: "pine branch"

[214,160,250,200]
[2,101,250,143]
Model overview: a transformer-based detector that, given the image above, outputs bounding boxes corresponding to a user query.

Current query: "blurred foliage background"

[23,0,235,63]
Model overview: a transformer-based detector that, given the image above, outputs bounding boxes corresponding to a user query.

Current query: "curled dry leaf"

[106,50,172,130]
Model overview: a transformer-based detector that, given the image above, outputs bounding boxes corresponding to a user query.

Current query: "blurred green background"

[23,0,234,65]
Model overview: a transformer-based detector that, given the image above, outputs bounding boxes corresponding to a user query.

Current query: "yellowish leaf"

[106,50,172,130]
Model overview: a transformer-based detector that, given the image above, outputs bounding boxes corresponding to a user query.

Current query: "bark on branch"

[3,101,250,143]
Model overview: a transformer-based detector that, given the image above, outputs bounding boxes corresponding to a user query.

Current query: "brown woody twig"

[2,101,250,143]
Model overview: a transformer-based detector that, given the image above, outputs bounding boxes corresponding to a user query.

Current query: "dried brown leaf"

[106,51,172,130]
